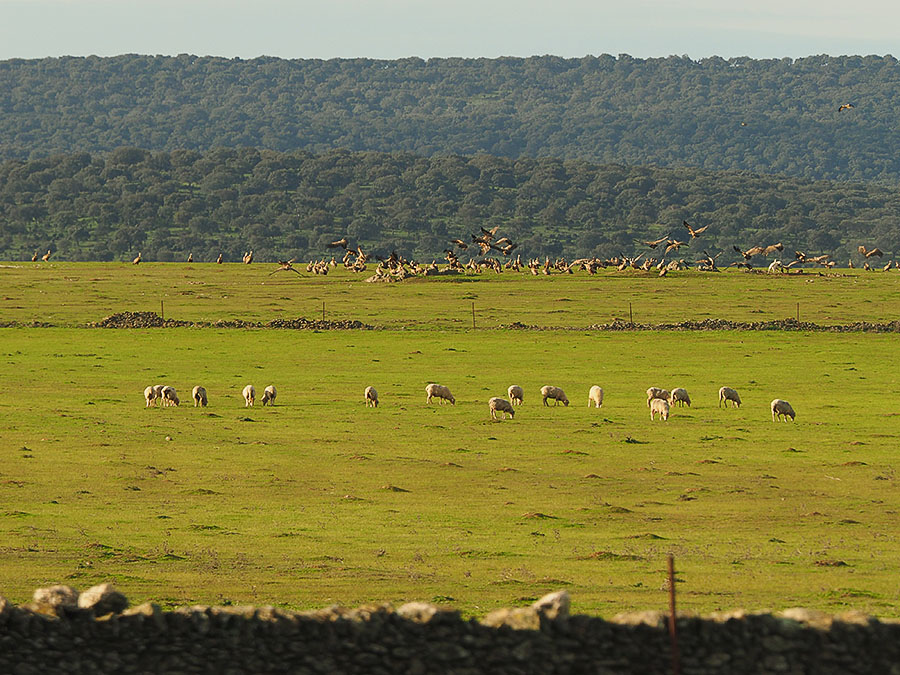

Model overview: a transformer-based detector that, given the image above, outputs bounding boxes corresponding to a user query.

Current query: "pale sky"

[1,0,898,60]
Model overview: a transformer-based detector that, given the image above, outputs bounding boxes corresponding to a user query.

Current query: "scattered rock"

[77,583,129,616]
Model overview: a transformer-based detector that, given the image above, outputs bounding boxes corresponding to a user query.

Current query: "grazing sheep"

[242,384,256,407]
[192,385,207,407]
[669,387,691,407]
[161,386,179,407]
[507,385,524,406]
[588,385,604,408]
[144,385,158,408]
[650,397,670,421]
[151,384,166,403]
[646,387,671,405]
[489,397,516,420]
[426,383,455,405]
[541,385,569,406]
[364,386,379,407]
[771,399,795,422]
[719,387,741,408]
[261,385,277,406]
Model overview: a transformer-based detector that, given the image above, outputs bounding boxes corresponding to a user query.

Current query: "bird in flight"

[640,234,670,249]
[329,237,350,249]
[665,239,689,253]
[269,259,301,275]
[682,220,710,239]
[838,103,854,112]
[858,245,883,258]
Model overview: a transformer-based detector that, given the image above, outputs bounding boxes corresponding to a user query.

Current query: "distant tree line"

[1,54,900,183]
[0,147,897,263]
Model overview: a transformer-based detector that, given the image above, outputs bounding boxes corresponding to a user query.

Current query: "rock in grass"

[77,583,129,615]
[31,585,79,615]
[532,590,570,620]
[481,607,540,630]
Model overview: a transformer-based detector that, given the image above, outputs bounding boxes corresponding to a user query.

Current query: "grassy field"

[3,261,900,327]
[0,263,899,617]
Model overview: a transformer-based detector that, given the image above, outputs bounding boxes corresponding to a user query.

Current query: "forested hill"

[1,54,900,183]
[1,148,896,263]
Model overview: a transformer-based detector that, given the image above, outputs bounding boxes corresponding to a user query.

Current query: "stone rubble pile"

[92,312,372,330]
[2,585,899,674]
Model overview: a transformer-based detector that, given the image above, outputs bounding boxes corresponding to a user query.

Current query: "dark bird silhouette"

[682,220,710,239]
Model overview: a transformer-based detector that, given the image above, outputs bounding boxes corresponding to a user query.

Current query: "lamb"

[261,385,277,406]
[719,387,741,408]
[192,385,208,407]
[160,386,179,407]
[242,384,256,407]
[771,399,795,422]
[507,385,524,406]
[588,385,604,408]
[650,397,670,421]
[426,383,455,405]
[489,397,516,420]
[144,385,158,408]
[669,387,691,407]
[646,387,670,405]
[541,385,569,406]
[364,386,379,407]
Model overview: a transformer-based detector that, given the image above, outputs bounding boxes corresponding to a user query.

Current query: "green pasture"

[2,261,900,327]
[1,324,899,617]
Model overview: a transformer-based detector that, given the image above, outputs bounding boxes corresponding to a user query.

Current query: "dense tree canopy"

[1,148,896,263]
[1,54,900,183]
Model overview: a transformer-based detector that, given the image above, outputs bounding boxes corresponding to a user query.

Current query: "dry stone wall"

[1,586,899,674]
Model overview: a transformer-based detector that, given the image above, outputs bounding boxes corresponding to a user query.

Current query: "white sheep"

[489,397,515,420]
[144,385,158,408]
[646,387,671,406]
[364,386,379,407]
[161,386,179,407]
[151,384,166,406]
[541,385,569,406]
[719,387,741,408]
[242,384,256,407]
[669,387,691,407]
[650,397,670,421]
[588,385,604,408]
[426,383,455,405]
[192,385,208,407]
[261,385,277,406]
[507,385,524,406]
[771,399,795,422]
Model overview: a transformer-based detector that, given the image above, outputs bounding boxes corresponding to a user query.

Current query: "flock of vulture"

[28,218,892,278]
[290,220,894,281]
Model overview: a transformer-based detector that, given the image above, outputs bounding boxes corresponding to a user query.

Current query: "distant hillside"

[1,54,900,183]
[1,148,896,263]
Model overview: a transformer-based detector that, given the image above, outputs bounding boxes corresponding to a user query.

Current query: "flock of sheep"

[143,384,276,408]
[143,381,797,423]
[425,382,796,422]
